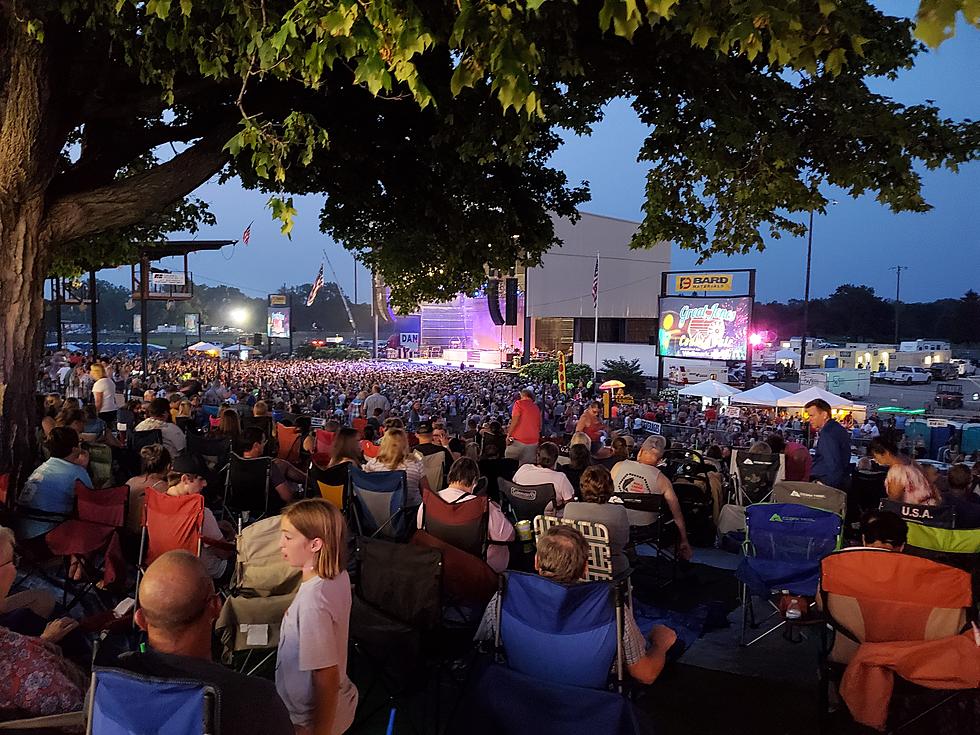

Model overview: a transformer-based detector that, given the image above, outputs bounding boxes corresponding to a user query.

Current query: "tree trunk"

[0,195,48,477]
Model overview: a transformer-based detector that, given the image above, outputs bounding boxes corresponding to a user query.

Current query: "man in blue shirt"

[805,399,852,491]
[17,427,91,540]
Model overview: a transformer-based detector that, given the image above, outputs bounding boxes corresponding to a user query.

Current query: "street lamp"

[799,199,837,370]
[228,306,248,326]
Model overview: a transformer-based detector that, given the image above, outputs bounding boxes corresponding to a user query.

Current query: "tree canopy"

[7,0,977,308]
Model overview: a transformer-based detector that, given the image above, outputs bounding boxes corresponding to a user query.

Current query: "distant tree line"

[45,279,373,337]
[754,285,980,345]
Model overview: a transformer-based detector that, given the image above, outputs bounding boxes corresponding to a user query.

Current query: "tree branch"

[41,122,237,248]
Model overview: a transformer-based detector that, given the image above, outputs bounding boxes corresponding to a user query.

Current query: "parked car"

[929,363,959,381]
[950,358,977,377]
[935,382,963,409]
[875,366,932,384]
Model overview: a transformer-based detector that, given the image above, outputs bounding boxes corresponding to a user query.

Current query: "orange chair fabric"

[144,491,205,566]
[75,481,129,528]
[276,424,302,463]
[314,429,335,455]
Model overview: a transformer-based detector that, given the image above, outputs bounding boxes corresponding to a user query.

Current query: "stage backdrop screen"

[267,307,291,338]
[657,296,751,361]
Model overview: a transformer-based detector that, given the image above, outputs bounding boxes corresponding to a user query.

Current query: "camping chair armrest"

[202,537,237,556]
[0,711,86,730]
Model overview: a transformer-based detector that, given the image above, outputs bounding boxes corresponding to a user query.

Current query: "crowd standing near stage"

[4,349,979,731]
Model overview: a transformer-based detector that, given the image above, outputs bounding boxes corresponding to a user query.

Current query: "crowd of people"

[3,351,978,731]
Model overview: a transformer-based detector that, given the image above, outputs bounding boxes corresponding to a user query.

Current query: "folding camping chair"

[730,450,784,505]
[818,548,974,731]
[850,468,887,518]
[894,513,980,601]
[419,451,446,493]
[84,443,114,489]
[276,423,302,464]
[415,489,498,611]
[495,570,625,690]
[614,491,678,586]
[135,491,206,610]
[241,415,276,456]
[773,481,847,518]
[223,453,271,523]
[86,667,217,735]
[307,460,350,512]
[736,502,842,646]
[349,536,444,733]
[128,429,163,453]
[44,481,129,610]
[215,515,301,675]
[348,466,410,540]
[186,434,232,491]
[533,515,614,581]
[497,478,556,523]
[314,429,336,455]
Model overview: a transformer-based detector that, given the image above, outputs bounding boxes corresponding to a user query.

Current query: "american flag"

[306,264,324,306]
[592,255,599,309]
[242,221,253,245]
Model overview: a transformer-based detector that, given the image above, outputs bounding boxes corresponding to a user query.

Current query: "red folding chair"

[45,480,129,610]
[276,423,302,464]
[314,429,335,455]
[142,491,205,566]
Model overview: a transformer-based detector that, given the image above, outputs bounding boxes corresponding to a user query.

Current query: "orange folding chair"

[141,490,206,566]
[314,429,336,455]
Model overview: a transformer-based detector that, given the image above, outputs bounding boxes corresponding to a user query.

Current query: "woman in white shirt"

[277,500,358,735]
[363,427,429,507]
[89,363,118,425]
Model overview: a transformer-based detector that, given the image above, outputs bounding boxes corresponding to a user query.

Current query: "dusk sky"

[102,2,979,306]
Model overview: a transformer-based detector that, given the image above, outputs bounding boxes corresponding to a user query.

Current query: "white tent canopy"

[187,341,222,353]
[730,383,794,407]
[776,386,857,409]
[774,348,799,362]
[221,344,259,354]
[678,380,741,399]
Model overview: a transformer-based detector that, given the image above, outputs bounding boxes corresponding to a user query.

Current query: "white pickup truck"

[873,366,932,384]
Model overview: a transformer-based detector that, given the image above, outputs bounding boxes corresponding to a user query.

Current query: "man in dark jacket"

[805,398,852,490]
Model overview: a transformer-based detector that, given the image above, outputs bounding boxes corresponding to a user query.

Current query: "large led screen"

[657,296,751,361]
[267,307,291,339]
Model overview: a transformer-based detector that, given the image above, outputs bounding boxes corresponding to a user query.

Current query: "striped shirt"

[364,456,425,506]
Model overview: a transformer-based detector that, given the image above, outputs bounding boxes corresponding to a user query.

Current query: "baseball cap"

[416,420,433,434]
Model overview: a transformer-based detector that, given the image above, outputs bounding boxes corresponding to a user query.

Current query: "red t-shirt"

[510,398,542,444]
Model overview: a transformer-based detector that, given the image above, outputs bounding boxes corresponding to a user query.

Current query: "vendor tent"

[774,348,800,364]
[731,383,794,407]
[776,386,857,409]
[220,344,259,355]
[187,341,223,353]
[678,380,741,399]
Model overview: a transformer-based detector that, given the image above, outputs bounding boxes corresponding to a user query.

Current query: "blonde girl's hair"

[90,363,106,379]
[886,462,941,506]
[282,499,347,579]
[376,427,409,470]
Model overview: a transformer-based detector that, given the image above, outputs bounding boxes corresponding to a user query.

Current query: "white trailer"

[799,368,871,398]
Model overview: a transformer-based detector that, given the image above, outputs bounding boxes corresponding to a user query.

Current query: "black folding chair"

[186,434,232,505]
[242,415,277,456]
[614,491,678,586]
[128,429,163,453]
[496,478,556,523]
[223,453,271,524]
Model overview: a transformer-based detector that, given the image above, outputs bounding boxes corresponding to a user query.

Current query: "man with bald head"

[113,551,292,734]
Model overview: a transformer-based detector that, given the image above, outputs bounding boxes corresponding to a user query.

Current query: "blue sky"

[102,3,979,305]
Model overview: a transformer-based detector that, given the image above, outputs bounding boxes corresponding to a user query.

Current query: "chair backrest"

[232,514,301,596]
[421,488,489,558]
[84,443,113,489]
[75,481,128,528]
[419,451,446,493]
[851,469,887,514]
[144,491,204,566]
[129,429,163,453]
[314,429,335,455]
[241,415,275,454]
[899,521,980,581]
[533,515,613,581]
[356,536,442,630]
[820,548,972,664]
[276,424,302,463]
[499,571,620,689]
[878,498,955,528]
[0,472,8,508]
[738,502,842,596]
[611,491,666,517]
[497,478,556,522]
[733,451,782,503]
[225,454,271,516]
[308,461,350,511]
[352,417,368,433]
[773,481,847,517]
[87,667,215,735]
[412,529,498,608]
[349,466,409,540]
[186,435,232,474]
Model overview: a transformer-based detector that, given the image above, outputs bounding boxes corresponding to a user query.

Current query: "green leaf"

[818,0,837,16]
[825,48,846,75]
[180,0,191,16]
[450,61,479,95]
[268,197,298,238]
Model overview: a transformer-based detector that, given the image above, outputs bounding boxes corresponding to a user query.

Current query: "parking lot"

[772,377,980,414]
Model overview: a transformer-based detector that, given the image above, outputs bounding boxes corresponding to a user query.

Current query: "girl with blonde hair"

[277,500,358,735]
[885,462,941,506]
[363,427,429,505]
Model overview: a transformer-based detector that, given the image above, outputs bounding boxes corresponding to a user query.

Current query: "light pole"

[890,265,907,344]
[799,200,836,370]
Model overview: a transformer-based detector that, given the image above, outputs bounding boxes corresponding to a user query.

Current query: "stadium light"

[229,306,248,325]
[749,332,764,347]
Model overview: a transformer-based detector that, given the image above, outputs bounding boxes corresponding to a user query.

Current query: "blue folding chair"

[736,502,842,646]
[86,668,217,735]
[349,466,410,540]
[446,660,650,735]
[496,571,623,690]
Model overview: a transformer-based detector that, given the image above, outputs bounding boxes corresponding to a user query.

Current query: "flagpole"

[593,252,599,382]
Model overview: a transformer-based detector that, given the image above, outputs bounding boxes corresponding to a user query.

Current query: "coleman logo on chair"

[512,488,537,501]
[789,490,822,500]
